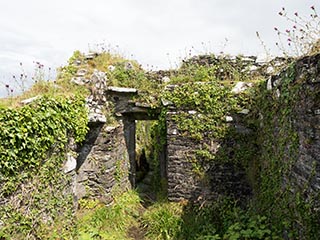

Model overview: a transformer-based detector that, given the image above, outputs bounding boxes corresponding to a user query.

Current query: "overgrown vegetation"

[73,191,276,240]
[0,96,88,239]
[249,62,320,239]
[58,50,162,107]
[1,5,319,237]
[70,53,319,239]
[274,5,320,57]
[162,81,237,141]
[1,47,319,239]
[76,190,142,239]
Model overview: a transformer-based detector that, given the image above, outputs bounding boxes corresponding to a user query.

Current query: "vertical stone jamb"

[123,117,136,188]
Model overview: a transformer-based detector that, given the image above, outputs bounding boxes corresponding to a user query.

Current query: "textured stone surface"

[182,55,291,79]
[71,53,319,208]
[166,111,252,202]
[231,82,253,94]
[74,123,130,204]
[64,153,77,173]
[20,96,40,105]
[285,54,320,198]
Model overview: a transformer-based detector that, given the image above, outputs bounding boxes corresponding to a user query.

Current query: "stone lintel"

[107,86,138,94]
[121,107,160,120]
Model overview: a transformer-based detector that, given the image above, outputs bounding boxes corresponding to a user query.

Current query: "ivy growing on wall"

[162,81,239,141]
[0,95,88,238]
[158,55,320,239]
[250,62,320,239]
[0,95,88,194]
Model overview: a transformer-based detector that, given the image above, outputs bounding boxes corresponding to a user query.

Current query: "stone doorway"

[106,87,166,193]
[123,118,166,190]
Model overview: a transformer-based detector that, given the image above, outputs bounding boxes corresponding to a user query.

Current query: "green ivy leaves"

[163,82,238,140]
[0,95,88,194]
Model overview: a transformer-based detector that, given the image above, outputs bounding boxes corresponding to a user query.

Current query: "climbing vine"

[162,81,239,141]
[0,95,88,239]
[250,62,320,239]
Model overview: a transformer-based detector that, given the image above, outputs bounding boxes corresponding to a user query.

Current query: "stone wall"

[166,54,319,205]
[182,54,291,79]
[74,122,130,205]
[70,66,131,205]
[290,54,320,197]
[166,113,205,201]
[70,52,319,207]
[265,54,320,200]
[166,111,252,202]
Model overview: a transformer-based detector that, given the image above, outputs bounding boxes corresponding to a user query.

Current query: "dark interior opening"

[135,149,150,184]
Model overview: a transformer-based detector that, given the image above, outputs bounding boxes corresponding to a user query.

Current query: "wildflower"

[293,25,297,29]
[10,89,13,93]
[125,62,133,70]
[274,27,278,31]
[286,29,290,33]
[294,12,298,16]
[5,84,9,88]
[282,7,285,11]
[108,65,115,71]
[278,12,283,16]
[288,38,292,42]
[311,6,315,10]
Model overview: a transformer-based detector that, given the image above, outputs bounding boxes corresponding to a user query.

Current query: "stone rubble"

[182,55,291,79]
[64,153,77,173]
[231,82,253,94]
[21,96,40,105]
[65,52,320,208]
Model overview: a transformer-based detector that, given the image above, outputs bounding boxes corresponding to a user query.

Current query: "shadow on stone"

[76,122,104,171]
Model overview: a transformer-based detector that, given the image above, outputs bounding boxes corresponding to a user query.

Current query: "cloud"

[0,0,319,97]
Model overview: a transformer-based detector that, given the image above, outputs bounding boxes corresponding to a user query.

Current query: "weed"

[142,202,183,240]
[274,5,320,57]
[76,190,142,239]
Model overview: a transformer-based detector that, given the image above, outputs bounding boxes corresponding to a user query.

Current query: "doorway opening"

[123,118,166,203]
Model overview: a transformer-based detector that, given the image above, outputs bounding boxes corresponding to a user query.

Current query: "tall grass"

[76,190,142,240]
[141,202,183,240]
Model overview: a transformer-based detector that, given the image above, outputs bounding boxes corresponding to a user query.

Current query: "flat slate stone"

[21,96,40,105]
[107,86,137,93]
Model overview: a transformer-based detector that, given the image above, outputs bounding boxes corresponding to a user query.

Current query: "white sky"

[0,0,318,97]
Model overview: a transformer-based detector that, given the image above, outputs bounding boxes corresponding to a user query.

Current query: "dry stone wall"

[266,54,320,200]
[70,65,131,205]
[166,54,319,205]
[73,123,130,205]
[69,52,319,207]
[166,110,252,202]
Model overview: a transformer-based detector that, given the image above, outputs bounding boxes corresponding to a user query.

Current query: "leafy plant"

[223,216,272,240]
[0,94,88,239]
[162,81,239,141]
